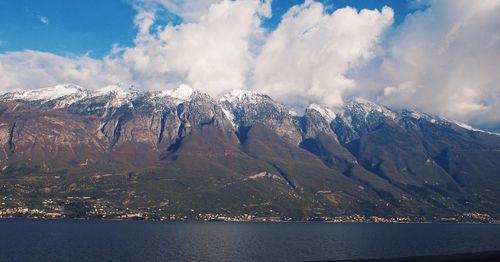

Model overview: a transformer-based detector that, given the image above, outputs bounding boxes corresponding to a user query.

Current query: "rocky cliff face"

[0,84,499,219]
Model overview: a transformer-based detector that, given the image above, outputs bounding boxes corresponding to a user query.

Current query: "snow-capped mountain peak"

[307,103,336,123]
[89,84,133,109]
[220,89,270,105]
[154,84,197,104]
[2,83,85,102]
[93,84,129,99]
[2,84,498,137]
[166,84,196,101]
[0,83,90,109]
[344,97,397,120]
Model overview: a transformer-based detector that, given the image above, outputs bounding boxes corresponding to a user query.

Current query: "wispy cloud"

[38,16,49,25]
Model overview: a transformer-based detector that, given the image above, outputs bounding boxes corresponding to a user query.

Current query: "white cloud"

[1,0,499,129]
[0,1,394,101]
[38,16,49,25]
[136,0,271,22]
[0,0,270,96]
[252,1,394,108]
[142,0,224,21]
[367,0,500,126]
[0,50,130,92]
[119,0,270,95]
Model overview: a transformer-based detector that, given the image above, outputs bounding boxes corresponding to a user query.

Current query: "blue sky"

[0,0,136,57]
[0,0,416,58]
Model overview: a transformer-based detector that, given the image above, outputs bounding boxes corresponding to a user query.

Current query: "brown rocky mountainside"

[0,84,499,220]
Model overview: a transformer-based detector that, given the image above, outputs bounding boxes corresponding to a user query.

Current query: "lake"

[0,219,499,261]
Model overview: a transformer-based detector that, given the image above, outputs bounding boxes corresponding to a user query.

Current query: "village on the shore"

[1,196,498,224]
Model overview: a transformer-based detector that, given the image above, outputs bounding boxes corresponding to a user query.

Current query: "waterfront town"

[0,195,498,223]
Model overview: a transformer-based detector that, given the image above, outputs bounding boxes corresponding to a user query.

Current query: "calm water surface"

[0,219,499,261]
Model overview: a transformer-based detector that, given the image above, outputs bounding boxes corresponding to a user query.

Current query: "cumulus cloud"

[0,0,393,101]
[0,0,270,96]
[252,1,393,108]
[120,0,271,94]
[368,0,500,127]
[1,0,499,129]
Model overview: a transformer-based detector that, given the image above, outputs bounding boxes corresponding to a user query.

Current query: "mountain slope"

[0,84,499,220]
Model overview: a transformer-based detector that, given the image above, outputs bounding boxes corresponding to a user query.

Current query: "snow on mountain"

[219,89,300,143]
[307,103,336,123]
[0,84,89,109]
[153,84,197,105]
[400,109,444,124]
[89,84,132,109]
[165,84,196,101]
[453,121,500,136]
[219,90,257,129]
[219,89,270,105]
[2,84,498,137]
[93,84,129,99]
[330,97,399,136]
[344,97,397,120]
[2,84,86,102]
[220,106,236,128]
[288,110,299,117]
[400,109,500,136]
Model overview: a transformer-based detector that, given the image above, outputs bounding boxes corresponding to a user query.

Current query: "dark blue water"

[0,219,499,261]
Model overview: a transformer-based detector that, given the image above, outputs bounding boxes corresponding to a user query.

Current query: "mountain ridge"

[0,84,499,221]
[2,83,498,136]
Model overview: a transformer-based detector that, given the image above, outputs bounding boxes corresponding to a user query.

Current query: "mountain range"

[0,84,499,220]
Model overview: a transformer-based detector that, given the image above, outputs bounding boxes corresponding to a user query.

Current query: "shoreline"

[0,217,499,224]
